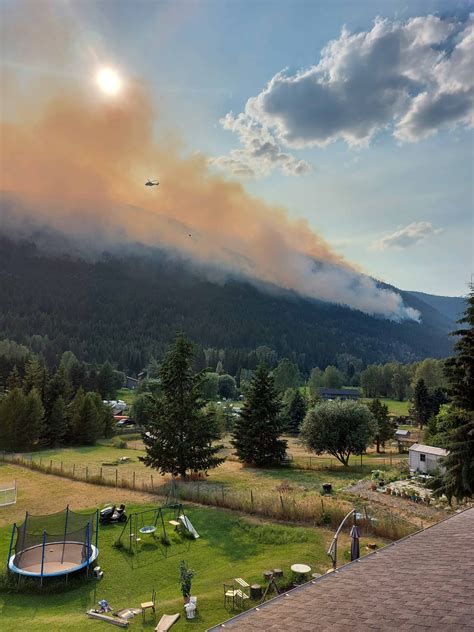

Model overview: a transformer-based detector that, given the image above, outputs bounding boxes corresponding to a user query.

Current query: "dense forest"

[0,235,464,375]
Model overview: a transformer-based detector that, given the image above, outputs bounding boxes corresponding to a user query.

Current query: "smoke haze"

[0,5,419,321]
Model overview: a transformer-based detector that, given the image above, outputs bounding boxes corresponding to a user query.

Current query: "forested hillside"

[0,235,463,374]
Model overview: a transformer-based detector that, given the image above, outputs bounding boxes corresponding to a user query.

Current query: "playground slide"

[179,515,200,539]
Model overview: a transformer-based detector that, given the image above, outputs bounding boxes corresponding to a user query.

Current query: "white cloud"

[213,14,474,176]
[373,221,442,250]
[209,112,311,177]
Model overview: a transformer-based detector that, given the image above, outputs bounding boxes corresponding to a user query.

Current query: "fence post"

[50,459,53,471]
[250,489,254,509]
[133,471,136,490]
[115,469,118,487]
[86,466,89,482]
[100,467,103,482]
[151,474,154,491]
[72,463,75,478]
[280,494,284,511]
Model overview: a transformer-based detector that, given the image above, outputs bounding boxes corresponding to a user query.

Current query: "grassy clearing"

[362,398,410,416]
[0,496,387,632]
[116,388,136,407]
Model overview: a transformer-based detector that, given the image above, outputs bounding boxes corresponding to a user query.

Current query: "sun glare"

[96,67,122,96]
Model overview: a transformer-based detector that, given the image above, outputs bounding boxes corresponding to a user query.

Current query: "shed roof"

[394,429,411,437]
[409,443,448,457]
[208,508,474,631]
[319,388,360,396]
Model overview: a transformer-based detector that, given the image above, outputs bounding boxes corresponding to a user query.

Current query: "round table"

[291,564,311,575]
[139,525,157,536]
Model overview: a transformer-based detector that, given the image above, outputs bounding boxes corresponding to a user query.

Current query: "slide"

[179,514,200,539]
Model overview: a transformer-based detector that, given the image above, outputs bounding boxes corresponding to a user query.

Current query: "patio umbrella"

[350,525,360,561]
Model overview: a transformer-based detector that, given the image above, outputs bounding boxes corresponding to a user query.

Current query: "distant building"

[319,388,360,401]
[409,443,448,474]
[394,428,412,453]
[125,376,139,390]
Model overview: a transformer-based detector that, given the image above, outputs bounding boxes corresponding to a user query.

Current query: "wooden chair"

[141,588,156,621]
[234,577,250,609]
[224,583,237,609]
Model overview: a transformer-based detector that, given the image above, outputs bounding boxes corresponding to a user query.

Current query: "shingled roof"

[208,508,474,631]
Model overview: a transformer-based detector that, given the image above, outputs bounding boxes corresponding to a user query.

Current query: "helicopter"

[145,179,159,187]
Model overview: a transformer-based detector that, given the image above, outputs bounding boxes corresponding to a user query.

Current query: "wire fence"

[1,452,413,541]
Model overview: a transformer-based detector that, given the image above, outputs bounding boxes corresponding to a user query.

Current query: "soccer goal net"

[0,481,17,507]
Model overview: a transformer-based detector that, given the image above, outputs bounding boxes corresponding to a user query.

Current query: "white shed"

[409,443,448,474]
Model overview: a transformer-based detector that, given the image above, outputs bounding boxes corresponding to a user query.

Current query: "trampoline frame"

[7,506,99,586]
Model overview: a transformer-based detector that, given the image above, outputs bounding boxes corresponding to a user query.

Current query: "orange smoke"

[1,82,347,283]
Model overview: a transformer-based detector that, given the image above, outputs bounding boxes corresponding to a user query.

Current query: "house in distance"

[318,388,360,401]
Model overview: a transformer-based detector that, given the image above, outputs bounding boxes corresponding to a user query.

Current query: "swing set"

[117,503,188,551]
[117,480,191,552]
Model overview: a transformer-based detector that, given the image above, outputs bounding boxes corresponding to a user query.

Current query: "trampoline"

[7,506,99,585]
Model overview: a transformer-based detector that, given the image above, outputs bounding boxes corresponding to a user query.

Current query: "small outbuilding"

[409,443,448,474]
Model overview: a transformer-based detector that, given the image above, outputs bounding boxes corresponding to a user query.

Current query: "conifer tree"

[367,398,396,453]
[285,389,307,435]
[6,366,22,391]
[45,396,68,447]
[18,388,44,451]
[141,334,225,478]
[412,378,430,428]
[232,364,287,466]
[431,287,474,502]
[0,388,23,451]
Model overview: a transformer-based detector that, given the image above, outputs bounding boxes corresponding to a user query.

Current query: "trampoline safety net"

[14,507,97,568]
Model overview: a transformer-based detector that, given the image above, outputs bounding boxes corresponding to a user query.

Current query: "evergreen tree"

[391,364,410,401]
[0,387,23,450]
[285,389,307,435]
[23,357,47,397]
[430,287,474,502]
[6,365,22,390]
[98,361,117,399]
[444,287,474,410]
[218,374,237,399]
[91,392,115,438]
[367,398,396,453]
[18,388,44,451]
[412,378,431,428]
[232,364,287,466]
[141,334,225,478]
[68,387,85,444]
[45,396,68,447]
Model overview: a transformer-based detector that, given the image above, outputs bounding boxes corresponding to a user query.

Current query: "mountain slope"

[0,235,456,373]
[407,291,465,326]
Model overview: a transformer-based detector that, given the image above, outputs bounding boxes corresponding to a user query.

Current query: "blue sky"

[2,0,473,298]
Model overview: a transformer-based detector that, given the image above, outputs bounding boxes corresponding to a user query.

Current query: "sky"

[0,0,473,309]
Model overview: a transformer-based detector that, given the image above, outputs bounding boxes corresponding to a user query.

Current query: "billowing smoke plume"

[0,5,419,321]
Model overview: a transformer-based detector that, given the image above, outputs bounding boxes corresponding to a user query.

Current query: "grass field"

[362,398,411,416]
[0,465,388,632]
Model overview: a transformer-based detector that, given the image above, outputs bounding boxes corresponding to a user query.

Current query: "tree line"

[0,352,121,451]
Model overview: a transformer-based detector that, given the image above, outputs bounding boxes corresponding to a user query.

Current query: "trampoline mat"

[13,542,90,575]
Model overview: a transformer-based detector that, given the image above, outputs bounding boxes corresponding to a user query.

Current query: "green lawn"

[0,502,384,631]
[363,398,410,416]
[116,388,137,408]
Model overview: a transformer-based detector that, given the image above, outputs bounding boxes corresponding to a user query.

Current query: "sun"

[95,67,122,96]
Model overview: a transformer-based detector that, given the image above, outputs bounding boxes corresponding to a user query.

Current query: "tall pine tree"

[431,286,474,502]
[232,364,287,466]
[141,334,225,478]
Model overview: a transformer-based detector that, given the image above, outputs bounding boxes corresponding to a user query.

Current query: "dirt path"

[0,463,159,527]
[346,480,448,527]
